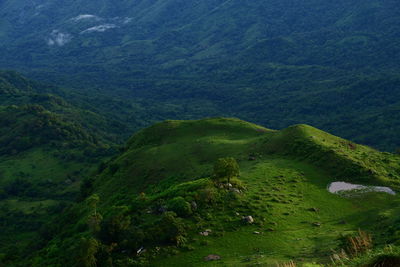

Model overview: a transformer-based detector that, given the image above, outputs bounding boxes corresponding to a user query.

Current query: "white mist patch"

[122,17,133,24]
[328,181,395,195]
[47,30,72,46]
[80,24,117,34]
[72,14,100,22]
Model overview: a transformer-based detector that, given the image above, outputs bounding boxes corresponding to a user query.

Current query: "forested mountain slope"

[0,71,121,264]
[0,0,399,150]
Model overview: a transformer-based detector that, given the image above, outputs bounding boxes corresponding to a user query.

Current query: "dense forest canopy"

[0,0,399,150]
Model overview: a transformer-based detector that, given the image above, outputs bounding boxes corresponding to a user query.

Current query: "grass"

[14,118,400,266]
[90,118,400,266]
[152,155,397,266]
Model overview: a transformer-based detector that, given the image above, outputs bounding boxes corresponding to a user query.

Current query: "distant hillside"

[0,1,400,151]
[0,70,132,143]
[0,71,123,265]
[12,118,400,266]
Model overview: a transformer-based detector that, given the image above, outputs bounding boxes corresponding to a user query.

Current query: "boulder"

[248,156,256,161]
[230,188,241,194]
[243,216,254,224]
[204,254,221,261]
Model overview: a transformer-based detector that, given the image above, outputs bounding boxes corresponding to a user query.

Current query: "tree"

[213,157,240,184]
[99,206,131,244]
[158,212,187,246]
[87,194,100,216]
[87,194,102,233]
[77,237,99,267]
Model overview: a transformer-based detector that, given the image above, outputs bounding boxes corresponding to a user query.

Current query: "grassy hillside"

[13,118,400,266]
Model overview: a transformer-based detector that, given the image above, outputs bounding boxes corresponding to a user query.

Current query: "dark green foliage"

[368,254,400,267]
[0,2,400,151]
[4,178,36,197]
[98,206,131,244]
[76,237,100,267]
[167,197,192,217]
[155,212,187,247]
[79,177,95,201]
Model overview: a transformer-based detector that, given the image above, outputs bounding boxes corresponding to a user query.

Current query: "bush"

[368,254,400,266]
[167,197,192,217]
[155,212,187,246]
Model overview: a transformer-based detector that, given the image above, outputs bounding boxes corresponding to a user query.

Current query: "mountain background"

[1,0,400,151]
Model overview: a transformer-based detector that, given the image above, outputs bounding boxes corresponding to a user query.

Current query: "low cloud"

[123,17,133,24]
[47,30,72,46]
[72,14,100,22]
[80,24,117,34]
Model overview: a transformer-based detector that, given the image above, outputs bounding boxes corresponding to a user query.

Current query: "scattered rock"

[199,231,209,236]
[243,216,254,224]
[191,201,198,211]
[235,212,240,216]
[137,247,145,255]
[230,188,241,194]
[253,231,261,235]
[205,229,212,233]
[309,207,319,212]
[204,254,221,261]
[227,183,233,188]
[248,156,256,161]
[312,222,321,227]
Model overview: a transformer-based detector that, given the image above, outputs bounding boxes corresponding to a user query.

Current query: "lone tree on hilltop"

[213,157,240,184]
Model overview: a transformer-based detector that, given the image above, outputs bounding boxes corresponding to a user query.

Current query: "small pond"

[328,181,396,195]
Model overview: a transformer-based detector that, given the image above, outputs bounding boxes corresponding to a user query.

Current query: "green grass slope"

[19,118,400,267]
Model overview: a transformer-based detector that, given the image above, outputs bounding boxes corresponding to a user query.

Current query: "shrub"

[156,212,187,246]
[197,187,219,204]
[345,229,372,256]
[167,197,192,217]
[99,206,131,244]
[368,254,400,266]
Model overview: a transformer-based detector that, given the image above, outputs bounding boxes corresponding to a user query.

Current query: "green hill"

[12,118,400,266]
